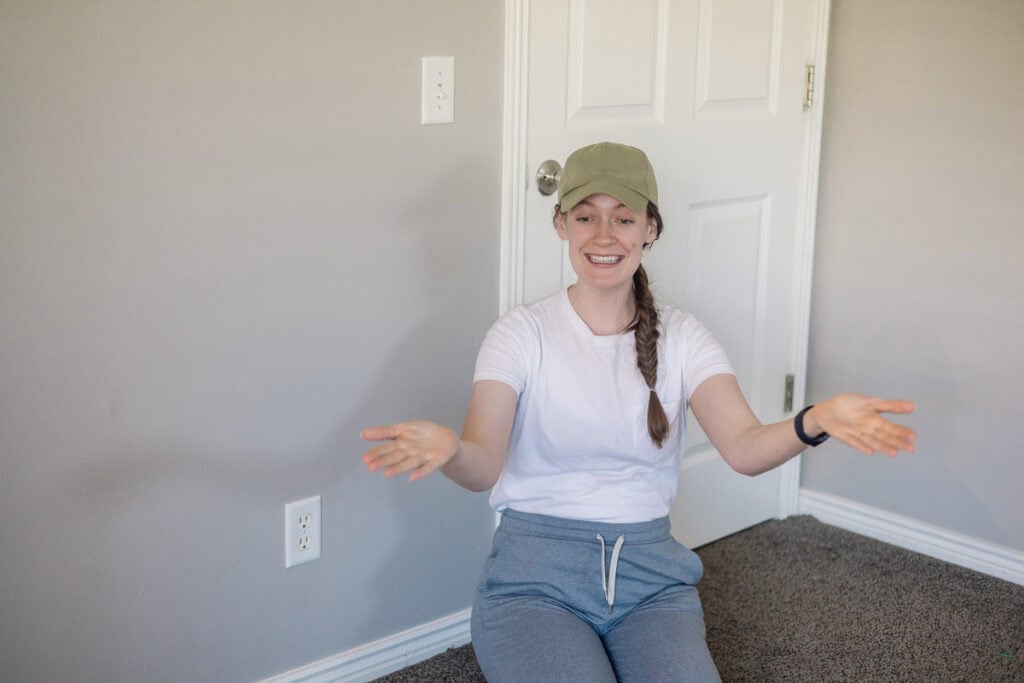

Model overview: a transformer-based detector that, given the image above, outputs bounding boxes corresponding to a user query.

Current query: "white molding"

[499,0,529,315]
[778,0,832,519]
[261,608,472,683]
[776,458,802,518]
[799,489,1024,587]
[789,0,831,420]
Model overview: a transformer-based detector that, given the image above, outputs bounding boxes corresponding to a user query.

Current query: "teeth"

[588,254,622,264]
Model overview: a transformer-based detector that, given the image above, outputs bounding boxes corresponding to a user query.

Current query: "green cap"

[558,141,658,216]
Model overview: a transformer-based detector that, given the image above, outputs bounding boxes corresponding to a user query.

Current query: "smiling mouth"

[586,254,624,264]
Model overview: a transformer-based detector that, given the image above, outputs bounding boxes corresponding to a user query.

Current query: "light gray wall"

[0,2,502,681]
[806,1,1024,551]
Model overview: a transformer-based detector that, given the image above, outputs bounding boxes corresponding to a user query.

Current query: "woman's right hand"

[360,420,460,482]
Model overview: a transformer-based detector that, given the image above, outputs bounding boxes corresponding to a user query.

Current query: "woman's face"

[555,193,658,294]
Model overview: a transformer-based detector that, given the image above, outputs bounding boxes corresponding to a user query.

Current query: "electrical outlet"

[285,496,321,568]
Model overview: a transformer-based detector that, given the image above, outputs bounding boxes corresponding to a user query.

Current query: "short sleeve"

[677,314,735,403]
[473,307,535,397]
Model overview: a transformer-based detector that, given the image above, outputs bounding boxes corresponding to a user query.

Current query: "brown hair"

[554,202,669,448]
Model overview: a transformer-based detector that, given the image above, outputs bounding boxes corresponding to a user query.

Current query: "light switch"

[421,56,454,125]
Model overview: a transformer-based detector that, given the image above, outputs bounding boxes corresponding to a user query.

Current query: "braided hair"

[629,204,668,447]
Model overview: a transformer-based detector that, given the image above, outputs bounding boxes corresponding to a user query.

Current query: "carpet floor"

[373,515,1024,681]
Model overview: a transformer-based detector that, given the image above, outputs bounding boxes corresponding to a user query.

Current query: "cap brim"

[559,180,649,216]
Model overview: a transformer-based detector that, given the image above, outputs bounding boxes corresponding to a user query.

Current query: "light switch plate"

[422,56,454,125]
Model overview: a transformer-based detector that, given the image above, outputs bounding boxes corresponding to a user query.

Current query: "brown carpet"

[373,515,1024,681]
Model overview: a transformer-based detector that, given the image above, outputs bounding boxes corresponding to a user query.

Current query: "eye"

[617,216,635,225]
[574,214,593,223]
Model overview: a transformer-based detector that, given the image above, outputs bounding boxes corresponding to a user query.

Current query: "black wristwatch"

[795,405,830,446]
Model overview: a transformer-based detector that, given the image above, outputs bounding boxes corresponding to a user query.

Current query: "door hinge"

[803,64,816,111]
[784,374,795,413]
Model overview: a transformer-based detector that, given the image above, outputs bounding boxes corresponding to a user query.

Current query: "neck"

[567,281,636,336]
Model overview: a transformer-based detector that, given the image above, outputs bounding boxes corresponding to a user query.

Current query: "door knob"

[536,159,562,196]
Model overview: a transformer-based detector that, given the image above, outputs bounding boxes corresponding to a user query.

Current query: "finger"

[870,399,916,415]
[369,450,417,473]
[871,419,916,449]
[855,431,885,454]
[360,424,404,441]
[861,433,899,457]
[841,433,875,456]
[408,462,437,482]
[362,442,398,467]
[874,429,908,453]
[384,455,427,478]
[880,423,917,451]
[859,426,918,457]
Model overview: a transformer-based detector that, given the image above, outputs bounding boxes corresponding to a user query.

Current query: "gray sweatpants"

[471,509,721,682]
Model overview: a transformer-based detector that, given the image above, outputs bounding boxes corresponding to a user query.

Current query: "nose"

[595,218,614,242]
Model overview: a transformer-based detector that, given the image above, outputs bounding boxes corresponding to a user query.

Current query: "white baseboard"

[799,488,1024,586]
[261,608,472,683]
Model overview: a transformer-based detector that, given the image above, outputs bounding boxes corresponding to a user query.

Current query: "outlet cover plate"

[285,495,321,568]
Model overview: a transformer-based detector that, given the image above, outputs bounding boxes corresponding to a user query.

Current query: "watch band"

[795,405,830,446]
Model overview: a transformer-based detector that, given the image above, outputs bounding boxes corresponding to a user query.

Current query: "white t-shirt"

[473,288,735,523]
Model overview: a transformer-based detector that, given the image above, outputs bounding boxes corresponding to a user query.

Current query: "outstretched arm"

[690,374,916,477]
[360,379,518,491]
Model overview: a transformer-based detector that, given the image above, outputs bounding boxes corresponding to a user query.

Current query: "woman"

[361,142,916,681]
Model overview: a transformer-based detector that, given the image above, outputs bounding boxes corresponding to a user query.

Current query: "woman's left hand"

[806,394,917,457]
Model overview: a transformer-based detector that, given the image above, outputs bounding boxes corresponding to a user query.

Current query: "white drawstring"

[596,533,625,613]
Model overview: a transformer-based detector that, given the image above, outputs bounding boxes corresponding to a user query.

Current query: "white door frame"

[498,0,832,520]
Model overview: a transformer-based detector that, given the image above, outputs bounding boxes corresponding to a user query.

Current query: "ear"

[555,210,569,241]
[644,217,658,244]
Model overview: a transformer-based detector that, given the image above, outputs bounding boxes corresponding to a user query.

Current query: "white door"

[506,0,826,547]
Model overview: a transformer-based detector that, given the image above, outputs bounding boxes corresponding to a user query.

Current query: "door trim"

[499,0,531,315]
[778,0,832,517]
[499,0,831,520]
